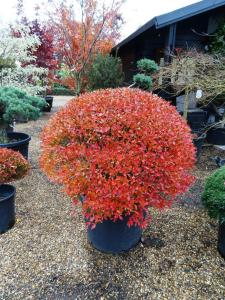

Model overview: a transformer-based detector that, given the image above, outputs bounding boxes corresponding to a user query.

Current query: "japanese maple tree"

[16,0,58,86]
[40,88,195,228]
[50,0,123,94]
[29,20,57,72]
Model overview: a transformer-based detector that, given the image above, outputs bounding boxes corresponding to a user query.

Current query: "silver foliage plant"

[0,25,48,95]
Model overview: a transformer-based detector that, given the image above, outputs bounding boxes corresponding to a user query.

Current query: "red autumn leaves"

[0,148,30,184]
[40,88,195,228]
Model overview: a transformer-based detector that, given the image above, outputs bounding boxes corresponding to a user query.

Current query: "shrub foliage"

[0,148,30,184]
[87,54,124,91]
[0,87,46,125]
[202,166,225,223]
[133,58,158,90]
[40,88,195,228]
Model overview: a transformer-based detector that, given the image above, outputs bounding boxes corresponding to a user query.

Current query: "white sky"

[0,0,200,40]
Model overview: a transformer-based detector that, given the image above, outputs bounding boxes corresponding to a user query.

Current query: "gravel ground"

[0,105,225,300]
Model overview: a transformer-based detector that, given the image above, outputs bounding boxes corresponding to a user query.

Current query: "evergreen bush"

[202,166,225,224]
[87,54,124,91]
[0,87,46,127]
[133,58,158,90]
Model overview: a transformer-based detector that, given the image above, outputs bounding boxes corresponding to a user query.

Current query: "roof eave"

[112,18,156,52]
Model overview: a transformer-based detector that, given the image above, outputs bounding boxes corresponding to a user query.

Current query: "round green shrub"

[202,166,225,224]
[137,58,159,74]
[0,87,46,125]
[133,74,153,90]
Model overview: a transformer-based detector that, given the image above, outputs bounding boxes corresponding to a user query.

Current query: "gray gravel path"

[0,106,225,300]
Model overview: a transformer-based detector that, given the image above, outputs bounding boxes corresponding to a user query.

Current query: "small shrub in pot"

[133,58,158,90]
[0,148,30,233]
[202,166,225,259]
[40,88,195,252]
[0,87,46,157]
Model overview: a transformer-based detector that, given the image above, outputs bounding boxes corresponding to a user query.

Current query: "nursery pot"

[187,109,207,131]
[87,216,142,254]
[0,184,16,234]
[206,127,225,145]
[6,124,14,132]
[218,221,225,260]
[193,132,206,161]
[0,132,31,159]
[43,96,54,112]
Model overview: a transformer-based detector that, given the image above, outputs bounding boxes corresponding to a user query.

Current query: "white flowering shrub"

[0,25,48,95]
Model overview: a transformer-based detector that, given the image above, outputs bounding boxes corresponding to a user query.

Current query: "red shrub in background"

[0,148,30,184]
[40,88,195,228]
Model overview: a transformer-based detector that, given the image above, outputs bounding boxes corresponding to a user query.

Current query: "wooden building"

[112,0,225,83]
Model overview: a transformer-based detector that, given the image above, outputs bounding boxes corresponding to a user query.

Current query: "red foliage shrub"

[40,88,195,228]
[0,148,30,184]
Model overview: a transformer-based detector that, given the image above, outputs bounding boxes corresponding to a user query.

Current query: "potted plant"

[154,50,225,157]
[0,148,30,233]
[131,58,159,90]
[0,87,46,158]
[202,166,225,259]
[40,88,195,254]
[43,95,54,112]
[206,101,225,145]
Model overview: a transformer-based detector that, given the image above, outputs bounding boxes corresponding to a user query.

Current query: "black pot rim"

[0,184,16,203]
[0,132,31,147]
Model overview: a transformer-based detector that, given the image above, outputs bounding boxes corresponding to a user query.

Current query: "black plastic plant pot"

[207,128,225,145]
[218,222,225,260]
[6,124,14,132]
[187,109,207,131]
[43,96,54,112]
[0,184,16,234]
[87,216,142,254]
[193,133,206,161]
[0,132,31,159]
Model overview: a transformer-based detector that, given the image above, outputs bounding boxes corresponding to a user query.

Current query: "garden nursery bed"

[0,106,225,300]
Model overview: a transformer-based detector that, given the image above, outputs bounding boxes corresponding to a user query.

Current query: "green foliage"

[133,74,153,90]
[87,54,124,91]
[52,87,75,96]
[202,166,225,224]
[0,57,15,69]
[137,58,159,75]
[0,87,46,125]
[210,23,225,55]
[133,58,158,91]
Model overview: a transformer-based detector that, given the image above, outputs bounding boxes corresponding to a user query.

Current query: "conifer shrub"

[87,54,124,91]
[202,166,225,224]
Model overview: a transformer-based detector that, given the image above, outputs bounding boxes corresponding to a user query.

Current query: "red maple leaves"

[40,88,196,228]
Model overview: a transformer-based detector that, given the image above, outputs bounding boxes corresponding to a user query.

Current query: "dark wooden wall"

[116,6,225,83]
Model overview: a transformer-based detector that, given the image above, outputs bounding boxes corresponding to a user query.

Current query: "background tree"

[16,0,58,93]
[87,53,124,90]
[50,0,124,95]
[0,25,47,95]
[154,50,225,120]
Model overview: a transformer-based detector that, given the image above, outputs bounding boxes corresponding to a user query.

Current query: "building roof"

[113,0,225,50]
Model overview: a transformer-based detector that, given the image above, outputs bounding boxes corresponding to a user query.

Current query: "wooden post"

[158,58,165,85]
[183,86,189,120]
[164,23,177,62]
